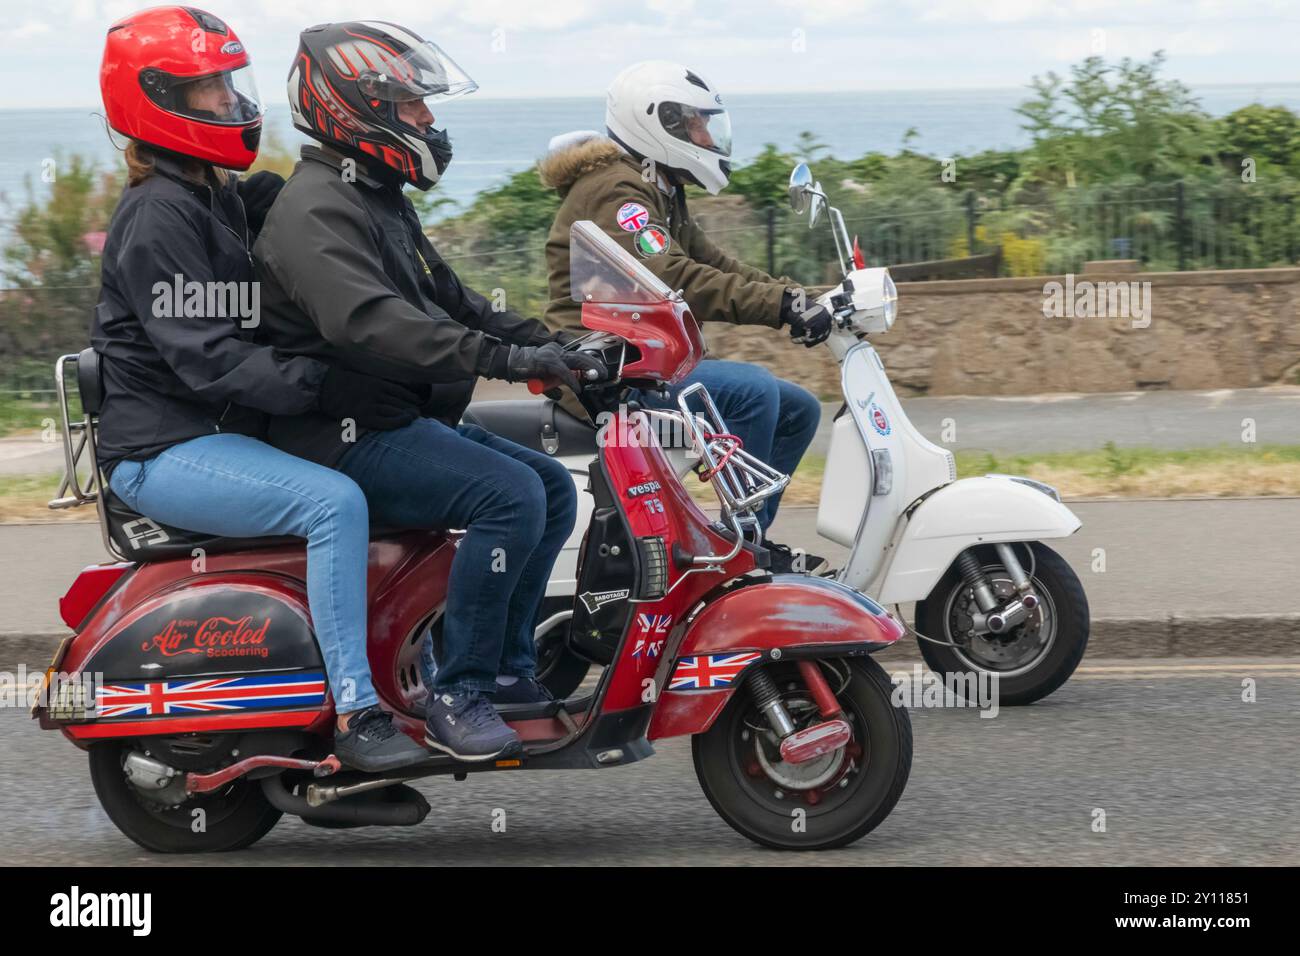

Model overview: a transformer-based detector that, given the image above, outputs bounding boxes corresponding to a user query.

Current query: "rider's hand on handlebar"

[318,367,423,431]
[499,343,609,395]
[781,295,833,348]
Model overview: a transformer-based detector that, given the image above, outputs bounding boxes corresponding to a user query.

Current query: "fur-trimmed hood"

[537,133,626,194]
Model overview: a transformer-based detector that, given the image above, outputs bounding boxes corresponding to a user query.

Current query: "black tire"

[915,541,1089,706]
[88,741,282,853]
[534,596,592,699]
[692,657,912,851]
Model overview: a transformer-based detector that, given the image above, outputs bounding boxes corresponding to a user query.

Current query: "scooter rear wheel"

[692,657,911,850]
[89,740,282,853]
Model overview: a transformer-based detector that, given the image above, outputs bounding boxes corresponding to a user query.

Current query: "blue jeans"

[336,419,577,696]
[636,359,820,530]
[108,433,377,711]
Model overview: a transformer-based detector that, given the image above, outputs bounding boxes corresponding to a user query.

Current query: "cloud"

[0,20,52,45]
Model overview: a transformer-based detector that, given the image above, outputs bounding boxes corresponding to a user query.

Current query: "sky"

[0,0,1297,110]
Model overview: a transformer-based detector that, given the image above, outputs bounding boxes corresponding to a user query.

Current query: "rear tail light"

[59,564,131,630]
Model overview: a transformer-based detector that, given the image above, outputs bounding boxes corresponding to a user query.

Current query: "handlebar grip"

[527,378,560,395]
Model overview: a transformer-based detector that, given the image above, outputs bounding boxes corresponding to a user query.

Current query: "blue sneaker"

[490,677,554,707]
[424,691,522,762]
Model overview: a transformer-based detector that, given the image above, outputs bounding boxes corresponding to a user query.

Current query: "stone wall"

[704,267,1300,398]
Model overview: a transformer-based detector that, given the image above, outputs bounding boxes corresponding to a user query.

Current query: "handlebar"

[526,366,605,395]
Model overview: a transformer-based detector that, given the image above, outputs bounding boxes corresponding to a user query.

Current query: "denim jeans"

[635,359,821,530]
[108,433,377,711]
[336,419,577,695]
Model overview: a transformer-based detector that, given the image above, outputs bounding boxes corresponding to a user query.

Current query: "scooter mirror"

[788,163,813,214]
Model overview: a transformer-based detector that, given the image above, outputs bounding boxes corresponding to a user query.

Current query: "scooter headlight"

[848,267,898,332]
[881,272,898,328]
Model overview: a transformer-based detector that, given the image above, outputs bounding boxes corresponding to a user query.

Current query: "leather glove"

[318,367,423,431]
[237,170,285,238]
[485,342,609,394]
[524,326,582,348]
[781,293,833,348]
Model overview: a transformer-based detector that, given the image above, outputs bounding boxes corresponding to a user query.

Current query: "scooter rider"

[540,61,829,571]
[253,22,606,761]
[91,6,428,773]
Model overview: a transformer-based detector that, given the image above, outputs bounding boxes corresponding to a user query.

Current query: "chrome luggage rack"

[47,352,124,561]
[662,381,789,569]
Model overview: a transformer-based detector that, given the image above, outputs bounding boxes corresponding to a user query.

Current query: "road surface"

[5,658,1296,865]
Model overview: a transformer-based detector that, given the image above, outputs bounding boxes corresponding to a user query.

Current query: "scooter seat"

[102,490,423,563]
[102,488,305,561]
[462,400,598,458]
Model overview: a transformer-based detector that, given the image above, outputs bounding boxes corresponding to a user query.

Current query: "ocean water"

[2,83,1299,222]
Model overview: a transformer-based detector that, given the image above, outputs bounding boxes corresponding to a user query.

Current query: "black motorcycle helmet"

[286,21,477,189]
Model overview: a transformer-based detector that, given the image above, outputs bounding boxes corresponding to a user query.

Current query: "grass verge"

[3,442,1299,524]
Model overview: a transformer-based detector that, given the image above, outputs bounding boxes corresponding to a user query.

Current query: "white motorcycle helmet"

[605,60,733,195]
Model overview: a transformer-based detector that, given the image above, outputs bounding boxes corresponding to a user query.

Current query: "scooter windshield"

[570,219,674,305]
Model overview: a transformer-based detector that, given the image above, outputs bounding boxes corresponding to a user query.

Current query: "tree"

[1014,52,1218,189]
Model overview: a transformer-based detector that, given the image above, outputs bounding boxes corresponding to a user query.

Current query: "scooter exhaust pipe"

[260,774,429,827]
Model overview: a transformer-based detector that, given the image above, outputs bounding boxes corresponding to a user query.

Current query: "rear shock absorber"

[747,666,796,738]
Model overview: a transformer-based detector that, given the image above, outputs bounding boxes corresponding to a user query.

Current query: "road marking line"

[1077,663,1300,674]
[887,662,1300,682]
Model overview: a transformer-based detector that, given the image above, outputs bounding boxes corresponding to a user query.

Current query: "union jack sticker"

[616,201,650,232]
[96,672,326,719]
[668,652,762,690]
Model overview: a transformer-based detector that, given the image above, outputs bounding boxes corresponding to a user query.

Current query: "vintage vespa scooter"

[467,167,1090,707]
[35,220,911,853]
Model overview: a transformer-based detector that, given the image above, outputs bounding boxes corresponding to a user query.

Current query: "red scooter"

[35,221,911,852]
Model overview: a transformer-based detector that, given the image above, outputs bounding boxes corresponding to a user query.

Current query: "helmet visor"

[658,102,731,156]
[351,39,478,103]
[140,65,262,126]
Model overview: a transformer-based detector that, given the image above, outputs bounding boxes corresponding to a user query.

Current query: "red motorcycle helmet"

[100,6,263,170]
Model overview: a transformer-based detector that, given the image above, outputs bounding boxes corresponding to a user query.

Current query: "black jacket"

[91,154,328,471]
[253,145,553,467]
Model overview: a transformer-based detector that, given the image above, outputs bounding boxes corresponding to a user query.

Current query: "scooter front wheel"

[692,657,912,851]
[915,541,1089,705]
[89,739,282,853]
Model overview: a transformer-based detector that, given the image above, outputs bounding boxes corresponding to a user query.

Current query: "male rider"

[253,22,604,761]
[540,60,830,573]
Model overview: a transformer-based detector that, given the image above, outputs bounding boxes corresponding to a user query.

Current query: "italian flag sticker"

[634,224,671,257]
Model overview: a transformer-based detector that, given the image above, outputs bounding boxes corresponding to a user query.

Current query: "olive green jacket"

[540,136,790,336]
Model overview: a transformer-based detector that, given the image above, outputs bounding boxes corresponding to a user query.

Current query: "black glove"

[237,170,285,238]
[485,342,608,394]
[318,367,423,431]
[781,293,833,348]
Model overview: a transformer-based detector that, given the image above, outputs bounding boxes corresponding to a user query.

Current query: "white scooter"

[462,163,1089,705]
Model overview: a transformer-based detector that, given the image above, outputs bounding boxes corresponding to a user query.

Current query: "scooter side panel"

[50,531,452,739]
[596,410,760,715]
[647,576,905,739]
[875,476,1082,604]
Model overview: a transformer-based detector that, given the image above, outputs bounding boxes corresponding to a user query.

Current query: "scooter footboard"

[647,575,903,739]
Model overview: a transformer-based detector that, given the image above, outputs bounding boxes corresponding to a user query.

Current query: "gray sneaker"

[424,690,523,762]
[334,706,429,772]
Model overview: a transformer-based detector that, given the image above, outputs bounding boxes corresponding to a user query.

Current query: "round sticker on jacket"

[634,224,671,257]
[616,202,650,232]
